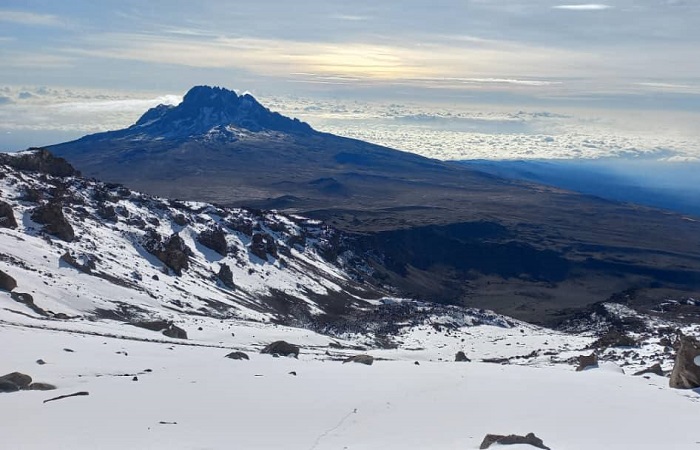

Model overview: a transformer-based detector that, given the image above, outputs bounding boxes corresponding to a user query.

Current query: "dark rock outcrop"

[591,330,637,349]
[31,202,75,242]
[261,341,299,358]
[455,351,471,362]
[669,334,700,389]
[225,351,250,360]
[131,320,188,340]
[0,148,78,177]
[0,379,20,393]
[343,355,374,365]
[250,232,278,260]
[217,263,236,289]
[10,292,48,316]
[198,227,228,256]
[26,382,57,391]
[576,353,598,371]
[0,372,32,389]
[0,269,17,292]
[480,432,551,449]
[0,200,18,228]
[142,232,192,275]
[60,252,96,274]
[633,363,664,377]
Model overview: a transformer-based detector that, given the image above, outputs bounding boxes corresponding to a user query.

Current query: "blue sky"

[1,0,699,158]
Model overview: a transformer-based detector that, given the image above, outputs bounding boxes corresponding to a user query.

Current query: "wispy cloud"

[552,4,613,10]
[0,9,66,27]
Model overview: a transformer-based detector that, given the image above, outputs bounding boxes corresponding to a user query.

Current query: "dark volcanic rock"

[669,334,700,389]
[26,382,57,391]
[60,252,95,274]
[0,200,18,228]
[0,380,20,393]
[576,353,599,371]
[198,227,228,256]
[131,320,188,340]
[31,202,75,242]
[455,351,471,362]
[225,351,250,360]
[217,263,236,289]
[343,355,374,365]
[0,269,17,292]
[10,292,48,316]
[0,148,78,177]
[261,341,299,358]
[250,232,278,260]
[162,323,188,339]
[143,232,191,276]
[480,432,551,449]
[591,330,637,349]
[634,363,664,377]
[0,372,32,389]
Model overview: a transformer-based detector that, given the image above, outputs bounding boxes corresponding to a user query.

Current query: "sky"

[1,0,699,160]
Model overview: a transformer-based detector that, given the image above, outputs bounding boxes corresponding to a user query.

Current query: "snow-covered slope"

[2,150,700,449]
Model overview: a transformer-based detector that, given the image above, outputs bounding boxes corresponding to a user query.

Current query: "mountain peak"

[125,85,313,139]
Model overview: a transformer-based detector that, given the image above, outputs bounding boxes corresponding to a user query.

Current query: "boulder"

[0,200,18,228]
[198,227,228,256]
[0,269,17,292]
[132,320,188,340]
[0,148,78,177]
[633,363,664,377]
[26,382,57,391]
[480,433,551,449]
[250,232,278,260]
[343,355,374,366]
[31,202,75,242]
[261,341,299,358]
[669,334,700,389]
[162,323,188,340]
[0,380,20,393]
[142,232,192,276]
[455,351,471,362]
[0,372,32,389]
[576,353,598,371]
[217,263,236,289]
[225,351,250,360]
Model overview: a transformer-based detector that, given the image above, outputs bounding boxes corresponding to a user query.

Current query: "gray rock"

[0,380,20,393]
[576,353,598,371]
[343,355,374,366]
[225,351,250,360]
[31,201,75,242]
[26,382,57,391]
[198,227,228,256]
[217,263,236,289]
[0,200,18,229]
[455,351,471,362]
[670,334,700,389]
[0,372,32,389]
[633,363,664,377]
[261,341,299,358]
[0,269,17,292]
[480,432,551,449]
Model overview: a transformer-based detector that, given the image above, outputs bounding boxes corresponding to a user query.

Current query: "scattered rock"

[479,432,551,449]
[26,382,57,391]
[669,334,700,389]
[455,351,471,362]
[132,376,138,382]
[261,341,299,358]
[633,363,664,377]
[343,355,374,366]
[414,361,420,365]
[288,371,297,376]
[63,348,74,353]
[591,330,637,349]
[576,353,598,371]
[36,359,46,365]
[43,391,89,404]
[131,320,188,339]
[0,200,18,229]
[0,372,32,389]
[0,269,17,292]
[31,201,75,242]
[225,351,250,360]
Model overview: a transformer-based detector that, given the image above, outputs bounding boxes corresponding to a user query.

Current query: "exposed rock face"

[480,433,551,449]
[455,351,471,362]
[0,379,20,393]
[198,227,228,256]
[343,355,375,366]
[143,232,192,276]
[10,292,48,316]
[250,232,278,260]
[576,353,599,371]
[261,341,300,358]
[669,335,700,389]
[31,202,75,242]
[225,351,250,360]
[0,148,78,177]
[634,363,664,377]
[0,200,18,229]
[0,372,32,390]
[0,269,17,292]
[60,252,96,274]
[217,263,236,289]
